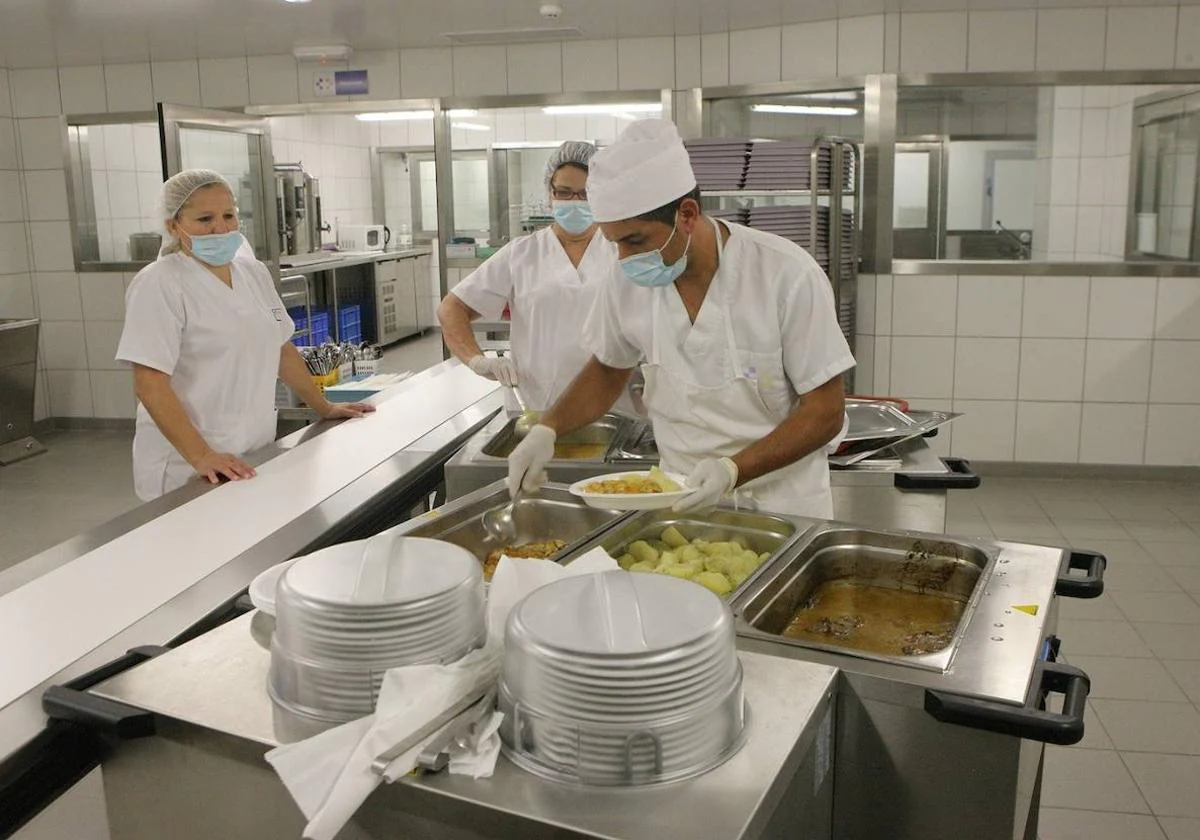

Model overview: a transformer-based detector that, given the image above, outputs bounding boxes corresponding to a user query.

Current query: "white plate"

[567,471,691,511]
[249,558,300,616]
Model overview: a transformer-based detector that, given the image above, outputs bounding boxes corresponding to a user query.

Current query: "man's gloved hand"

[468,354,519,387]
[673,457,739,513]
[507,424,556,497]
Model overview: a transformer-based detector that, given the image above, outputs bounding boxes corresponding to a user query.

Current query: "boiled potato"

[629,560,658,573]
[629,540,659,565]
[695,571,733,596]
[661,565,695,579]
[661,526,689,549]
[617,553,637,570]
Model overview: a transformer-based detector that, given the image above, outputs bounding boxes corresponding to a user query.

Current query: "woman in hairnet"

[116,169,373,501]
[438,140,627,413]
[508,120,853,519]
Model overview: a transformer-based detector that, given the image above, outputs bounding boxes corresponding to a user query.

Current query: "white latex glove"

[468,354,519,387]
[507,424,556,497]
[673,457,739,513]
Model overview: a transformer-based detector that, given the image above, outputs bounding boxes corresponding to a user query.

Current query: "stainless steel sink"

[480,415,627,462]
[734,526,996,672]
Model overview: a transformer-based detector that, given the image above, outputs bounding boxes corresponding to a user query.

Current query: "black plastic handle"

[42,686,156,740]
[925,661,1090,745]
[1056,549,1107,599]
[894,457,982,491]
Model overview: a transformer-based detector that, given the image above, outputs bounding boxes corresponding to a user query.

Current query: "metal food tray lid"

[830,410,961,468]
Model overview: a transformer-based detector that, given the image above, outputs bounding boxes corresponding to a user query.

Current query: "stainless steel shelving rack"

[692,137,861,388]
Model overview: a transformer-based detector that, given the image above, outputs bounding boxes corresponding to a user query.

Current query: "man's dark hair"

[635,186,702,225]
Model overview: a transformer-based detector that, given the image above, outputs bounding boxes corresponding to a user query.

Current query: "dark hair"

[550,162,589,184]
[635,186,702,226]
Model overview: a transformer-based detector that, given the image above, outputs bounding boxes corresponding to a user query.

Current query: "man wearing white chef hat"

[507,119,854,518]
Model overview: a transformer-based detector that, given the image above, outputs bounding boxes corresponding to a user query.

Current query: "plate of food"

[568,467,692,511]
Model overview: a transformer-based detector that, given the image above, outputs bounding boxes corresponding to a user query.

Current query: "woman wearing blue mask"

[438,140,638,414]
[508,120,854,520]
[116,169,373,501]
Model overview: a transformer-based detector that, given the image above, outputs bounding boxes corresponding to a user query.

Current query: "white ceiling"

[1,0,859,67]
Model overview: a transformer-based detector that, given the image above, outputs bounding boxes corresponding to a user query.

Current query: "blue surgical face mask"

[552,200,594,235]
[619,221,691,288]
[185,231,242,266]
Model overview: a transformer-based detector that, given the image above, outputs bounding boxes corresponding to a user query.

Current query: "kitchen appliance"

[0,318,45,465]
[733,522,1106,840]
[274,163,323,257]
[338,223,388,252]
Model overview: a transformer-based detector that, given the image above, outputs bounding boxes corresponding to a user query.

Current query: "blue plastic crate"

[337,304,362,345]
[289,308,331,347]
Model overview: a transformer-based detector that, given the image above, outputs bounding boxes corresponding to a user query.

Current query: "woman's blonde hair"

[158,169,235,256]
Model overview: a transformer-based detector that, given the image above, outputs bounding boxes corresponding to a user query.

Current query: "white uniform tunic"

[116,252,294,501]
[584,220,855,518]
[452,226,622,412]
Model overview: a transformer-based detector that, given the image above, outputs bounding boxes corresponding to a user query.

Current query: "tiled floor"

[946,478,1200,840]
[4,330,1200,837]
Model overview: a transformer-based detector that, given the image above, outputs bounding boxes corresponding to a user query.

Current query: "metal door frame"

[158,104,280,273]
[893,137,947,259]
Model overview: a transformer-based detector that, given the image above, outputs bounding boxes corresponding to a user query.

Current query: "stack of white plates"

[499,570,747,786]
[268,534,486,722]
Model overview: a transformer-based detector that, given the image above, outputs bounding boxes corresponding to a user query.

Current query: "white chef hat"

[587,119,697,223]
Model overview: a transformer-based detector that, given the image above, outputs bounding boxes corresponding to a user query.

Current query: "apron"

[640,219,834,519]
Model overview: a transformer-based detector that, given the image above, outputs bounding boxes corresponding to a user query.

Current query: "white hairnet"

[158,169,234,256]
[544,141,597,189]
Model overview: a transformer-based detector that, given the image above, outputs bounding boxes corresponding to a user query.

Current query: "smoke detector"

[540,3,563,18]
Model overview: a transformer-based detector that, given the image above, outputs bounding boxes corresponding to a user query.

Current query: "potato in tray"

[612,525,769,597]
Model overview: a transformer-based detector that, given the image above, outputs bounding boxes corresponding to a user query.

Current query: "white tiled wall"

[856,273,1200,466]
[0,7,1196,430]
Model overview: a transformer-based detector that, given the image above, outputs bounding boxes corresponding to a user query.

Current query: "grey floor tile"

[1060,593,1128,621]
[1170,505,1200,523]
[1057,619,1155,658]
[380,332,445,374]
[1161,661,1200,705]
[1104,563,1186,593]
[1103,500,1187,523]
[1074,540,1157,565]
[1160,816,1200,839]
[1037,808,1165,840]
[1141,543,1200,567]
[987,518,1065,540]
[1066,657,1189,702]
[978,498,1048,519]
[1057,520,1135,541]
[1110,592,1200,624]
[1078,703,1116,750]
[1041,746,1150,813]
[1126,523,1200,544]
[1122,753,1200,817]
[1165,567,1200,595]
[1091,700,1200,754]
[1029,480,1103,501]
[1043,499,1115,520]
[1133,624,1200,660]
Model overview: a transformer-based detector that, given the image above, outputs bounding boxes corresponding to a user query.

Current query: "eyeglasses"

[551,186,587,201]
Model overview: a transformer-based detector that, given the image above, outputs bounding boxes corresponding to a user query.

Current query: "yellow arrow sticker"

[1013,604,1039,616]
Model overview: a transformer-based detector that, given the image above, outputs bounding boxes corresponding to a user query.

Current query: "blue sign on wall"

[334,70,369,96]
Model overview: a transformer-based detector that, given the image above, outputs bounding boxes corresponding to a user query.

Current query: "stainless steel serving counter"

[0,359,503,764]
[279,247,432,274]
[88,614,838,840]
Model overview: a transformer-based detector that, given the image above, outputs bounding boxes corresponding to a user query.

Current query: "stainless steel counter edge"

[0,360,503,762]
[279,248,432,274]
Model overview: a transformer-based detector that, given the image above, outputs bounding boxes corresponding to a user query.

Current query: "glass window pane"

[894,152,930,229]
[179,127,266,258]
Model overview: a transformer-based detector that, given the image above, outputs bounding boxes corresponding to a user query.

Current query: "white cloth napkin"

[265,546,619,840]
